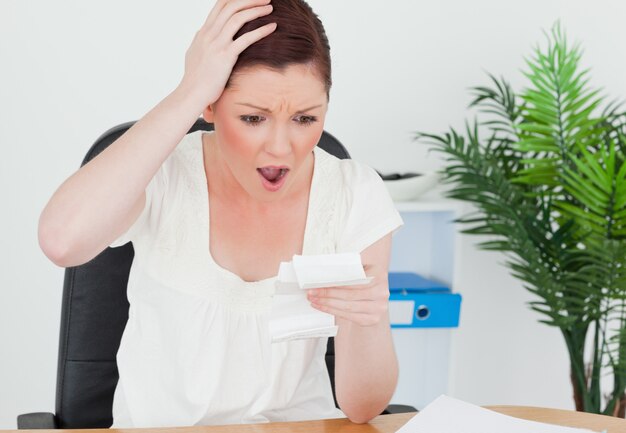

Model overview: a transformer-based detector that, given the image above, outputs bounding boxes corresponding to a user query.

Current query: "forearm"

[334,315,398,423]
[308,234,398,422]
[39,83,206,266]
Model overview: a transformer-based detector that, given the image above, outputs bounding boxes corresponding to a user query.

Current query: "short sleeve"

[108,164,168,248]
[336,161,404,253]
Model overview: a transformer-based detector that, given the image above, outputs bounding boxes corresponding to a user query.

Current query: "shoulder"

[315,146,395,218]
[152,130,203,184]
[313,147,390,221]
[309,147,403,254]
[141,131,203,209]
[170,130,202,168]
[314,146,382,192]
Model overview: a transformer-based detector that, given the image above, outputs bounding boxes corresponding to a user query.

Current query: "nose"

[264,124,292,158]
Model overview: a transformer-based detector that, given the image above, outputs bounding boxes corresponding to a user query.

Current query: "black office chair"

[18,119,415,429]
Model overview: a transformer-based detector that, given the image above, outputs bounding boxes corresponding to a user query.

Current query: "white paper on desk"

[397,395,600,433]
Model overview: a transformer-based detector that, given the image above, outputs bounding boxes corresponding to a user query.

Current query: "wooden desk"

[9,408,626,432]
[485,406,625,432]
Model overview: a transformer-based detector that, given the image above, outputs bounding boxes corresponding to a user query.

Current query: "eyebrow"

[235,102,323,114]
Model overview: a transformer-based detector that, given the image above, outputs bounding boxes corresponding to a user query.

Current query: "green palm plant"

[417,23,626,417]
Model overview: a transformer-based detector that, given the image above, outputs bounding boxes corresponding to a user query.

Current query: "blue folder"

[388,272,462,328]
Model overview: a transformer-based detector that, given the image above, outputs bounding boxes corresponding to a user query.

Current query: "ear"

[202,104,216,123]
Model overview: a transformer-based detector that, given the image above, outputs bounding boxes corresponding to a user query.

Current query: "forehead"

[224,64,327,107]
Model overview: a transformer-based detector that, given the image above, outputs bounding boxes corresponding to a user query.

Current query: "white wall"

[2,0,625,428]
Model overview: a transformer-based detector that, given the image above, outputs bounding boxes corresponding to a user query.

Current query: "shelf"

[393,199,463,213]
[387,190,462,410]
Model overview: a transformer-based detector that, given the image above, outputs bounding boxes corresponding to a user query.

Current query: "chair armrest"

[17,412,57,429]
[382,404,418,414]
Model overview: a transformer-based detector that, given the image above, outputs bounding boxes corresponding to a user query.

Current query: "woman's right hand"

[179,0,277,107]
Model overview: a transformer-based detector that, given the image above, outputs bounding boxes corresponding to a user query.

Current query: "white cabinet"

[388,199,462,410]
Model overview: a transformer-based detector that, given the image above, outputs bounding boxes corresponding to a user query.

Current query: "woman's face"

[203,63,328,204]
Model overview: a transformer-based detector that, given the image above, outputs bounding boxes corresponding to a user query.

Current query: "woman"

[38,0,403,427]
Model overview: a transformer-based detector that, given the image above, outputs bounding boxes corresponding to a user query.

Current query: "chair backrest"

[54,119,349,428]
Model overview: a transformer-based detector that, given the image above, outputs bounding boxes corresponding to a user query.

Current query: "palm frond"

[415,22,626,415]
[515,23,607,192]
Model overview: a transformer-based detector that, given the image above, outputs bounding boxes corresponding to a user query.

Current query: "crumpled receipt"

[269,253,374,343]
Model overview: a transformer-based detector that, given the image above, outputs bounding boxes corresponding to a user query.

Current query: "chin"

[258,185,292,201]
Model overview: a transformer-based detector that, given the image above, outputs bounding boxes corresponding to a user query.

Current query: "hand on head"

[179,0,277,107]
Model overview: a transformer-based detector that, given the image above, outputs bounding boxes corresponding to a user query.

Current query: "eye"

[240,115,265,126]
[294,115,318,126]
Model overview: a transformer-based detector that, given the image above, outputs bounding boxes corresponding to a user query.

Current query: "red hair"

[226,0,332,99]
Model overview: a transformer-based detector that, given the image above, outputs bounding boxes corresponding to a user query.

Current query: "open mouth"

[257,167,289,185]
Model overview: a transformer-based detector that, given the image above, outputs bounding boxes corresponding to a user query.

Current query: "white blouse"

[108,130,403,428]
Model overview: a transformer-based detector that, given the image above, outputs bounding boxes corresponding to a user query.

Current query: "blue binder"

[388,272,462,328]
